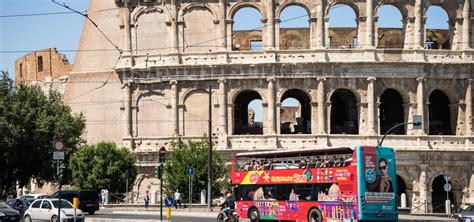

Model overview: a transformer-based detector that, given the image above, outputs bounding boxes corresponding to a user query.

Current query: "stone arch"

[276,2,311,20]
[278,88,312,134]
[374,3,406,49]
[428,89,454,135]
[325,1,360,19]
[229,88,266,105]
[379,88,406,135]
[180,88,209,105]
[329,88,359,134]
[182,89,210,136]
[423,4,455,50]
[180,3,219,22]
[429,173,460,213]
[374,2,408,20]
[135,89,168,137]
[131,6,172,24]
[233,90,264,135]
[228,2,264,20]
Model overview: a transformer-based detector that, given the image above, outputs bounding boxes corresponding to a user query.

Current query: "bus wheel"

[249,208,260,222]
[308,208,322,222]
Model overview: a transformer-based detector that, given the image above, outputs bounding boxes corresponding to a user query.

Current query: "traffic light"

[155,164,163,179]
[58,162,65,179]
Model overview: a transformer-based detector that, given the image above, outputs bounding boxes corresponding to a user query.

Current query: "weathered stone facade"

[16,0,474,211]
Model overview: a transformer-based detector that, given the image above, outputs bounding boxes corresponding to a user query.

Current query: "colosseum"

[15,0,474,213]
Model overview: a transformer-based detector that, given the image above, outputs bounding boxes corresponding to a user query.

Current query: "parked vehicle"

[458,204,474,222]
[23,199,84,222]
[18,194,48,201]
[51,190,100,215]
[6,198,32,219]
[0,202,21,222]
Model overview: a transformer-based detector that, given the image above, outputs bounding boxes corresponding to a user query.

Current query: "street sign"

[413,115,422,129]
[54,141,64,151]
[165,196,173,207]
[444,183,452,192]
[444,176,451,182]
[187,167,193,176]
[159,147,167,158]
[53,151,65,160]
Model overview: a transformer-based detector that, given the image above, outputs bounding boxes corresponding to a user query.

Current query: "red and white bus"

[230,146,398,222]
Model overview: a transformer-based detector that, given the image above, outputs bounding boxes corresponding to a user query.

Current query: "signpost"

[53,141,64,222]
[158,147,167,221]
[187,166,193,212]
[165,196,173,222]
[444,176,451,215]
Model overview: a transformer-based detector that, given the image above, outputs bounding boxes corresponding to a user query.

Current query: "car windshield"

[52,200,73,208]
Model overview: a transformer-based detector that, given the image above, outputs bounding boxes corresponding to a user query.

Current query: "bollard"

[201,190,206,204]
[445,199,451,215]
[401,193,407,208]
[166,207,171,221]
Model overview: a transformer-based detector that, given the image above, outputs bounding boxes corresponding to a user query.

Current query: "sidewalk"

[104,205,217,218]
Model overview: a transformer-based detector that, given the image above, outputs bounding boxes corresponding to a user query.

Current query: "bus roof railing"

[235,147,354,158]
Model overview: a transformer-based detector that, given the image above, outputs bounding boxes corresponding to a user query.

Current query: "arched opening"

[431,175,455,213]
[279,5,310,50]
[379,89,405,135]
[377,4,404,49]
[396,175,408,208]
[327,4,357,48]
[429,90,452,135]
[280,89,311,134]
[234,90,263,135]
[425,6,450,50]
[330,89,358,134]
[232,7,263,51]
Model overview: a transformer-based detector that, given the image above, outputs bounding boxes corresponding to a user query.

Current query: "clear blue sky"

[0,0,88,79]
[1,1,448,120]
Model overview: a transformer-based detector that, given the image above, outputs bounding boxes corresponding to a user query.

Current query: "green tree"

[0,75,85,197]
[69,142,138,193]
[164,137,228,203]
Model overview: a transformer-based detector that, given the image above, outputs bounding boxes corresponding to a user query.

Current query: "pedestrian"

[101,190,107,205]
[144,190,150,211]
[174,189,182,209]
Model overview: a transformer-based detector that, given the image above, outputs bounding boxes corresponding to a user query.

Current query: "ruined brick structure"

[17,0,474,212]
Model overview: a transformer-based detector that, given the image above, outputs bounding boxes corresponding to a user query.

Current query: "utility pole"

[207,85,212,212]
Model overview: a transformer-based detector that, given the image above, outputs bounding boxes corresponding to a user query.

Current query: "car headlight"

[0,212,5,217]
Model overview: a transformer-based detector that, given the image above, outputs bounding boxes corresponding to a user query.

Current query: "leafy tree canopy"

[0,75,85,197]
[163,137,228,203]
[69,142,138,193]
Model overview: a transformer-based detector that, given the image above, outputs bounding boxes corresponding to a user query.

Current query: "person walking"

[174,189,182,209]
[144,190,150,211]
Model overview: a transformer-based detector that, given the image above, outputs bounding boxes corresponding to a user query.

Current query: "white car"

[24,198,84,222]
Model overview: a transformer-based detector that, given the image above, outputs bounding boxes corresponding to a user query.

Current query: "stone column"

[310,17,318,49]
[219,0,227,51]
[324,17,330,47]
[171,80,179,136]
[275,19,281,50]
[122,83,132,138]
[403,17,413,49]
[466,79,473,135]
[469,165,474,203]
[463,0,471,49]
[367,77,377,135]
[366,0,374,48]
[267,78,276,134]
[218,79,228,148]
[122,3,132,53]
[228,104,234,135]
[413,164,429,213]
[226,20,233,51]
[266,0,275,50]
[416,78,426,134]
[170,1,179,52]
[317,4,325,48]
[317,78,326,134]
[218,79,227,135]
[413,0,423,49]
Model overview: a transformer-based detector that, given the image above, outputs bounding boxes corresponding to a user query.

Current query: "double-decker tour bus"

[230,146,397,222]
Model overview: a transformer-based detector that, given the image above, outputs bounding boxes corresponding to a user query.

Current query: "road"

[85,208,457,222]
